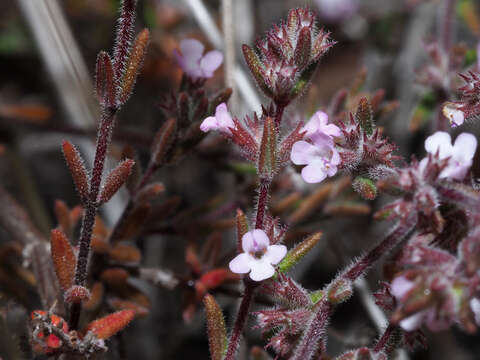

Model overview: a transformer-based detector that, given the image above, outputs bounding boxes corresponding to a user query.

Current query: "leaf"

[151,118,177,166]
[54,199,72,236]
[352,177,377,200]
[62,141,89,202]
[355,97,374,135]
[277,232,322,274]
[50,229,76,291]
[203,294,227,360]
[84,310,135,339]
[258,116,277,178]
[242,44,272,98]
[236,209,249,253]
[98,159,135,204]
[95,51,116,108]
[119,28,150,105]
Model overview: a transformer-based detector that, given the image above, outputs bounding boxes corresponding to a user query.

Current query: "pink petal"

[302,116,322,137]
[215,103,234,129]
[200,116,218,132]
[322,123,342,137]
[425,131,452,159]
[180,39,204,61]
[242,229,269,253]
[249,259,275,281]
[264,244,287,265]
[291,141,318,165]
[229,253,252,274]
[301,161,327,183]
[252,229,270,249]
[200,50,223,78]
[313,111,329,126]
[390,276,415,300]
[399,312,425,332]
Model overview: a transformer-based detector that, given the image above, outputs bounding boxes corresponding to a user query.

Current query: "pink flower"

[200,103,235,134]
[290,133,341,183]
[302,111,341,140]
[442,103,465,127]
[391,276,415,300]
[229,229,287,282]
[423,131,477,180]
[174,39,223,80]
[315,0,358,22]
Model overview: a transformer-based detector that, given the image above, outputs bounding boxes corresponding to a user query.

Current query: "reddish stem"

[224,282,256,360]
[69,109,117,329]
[373,323,397,354]
[292,216,417,360]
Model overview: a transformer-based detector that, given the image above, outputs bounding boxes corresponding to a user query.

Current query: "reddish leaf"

[62,141,89,201]
[84,309,135,339]
[119,29,150,105]
[98,159,135,204]
[203,294,227,360]
[95,51,116,108]
[135,182,165,203]
[54,199,71,235]
[108,244,142,264]
[151,118,177,165]
[50,229,76,291]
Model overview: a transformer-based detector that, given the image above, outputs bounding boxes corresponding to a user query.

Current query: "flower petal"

[264,244,287,265]
[200,50,224,77]
[249,259,275,281]
[200,116,218,132]
[301,161,327,183]
[390,276,415,300]
[453,133,477,163]
[241,231,255,253]
[229,253,252,274]
[215,103,235,129]
[180,39,204,60]
[424,131,452,159]
[252,229,270,249]
[322,123,342,137]
[399,312,424,332]
[291,141,318,165]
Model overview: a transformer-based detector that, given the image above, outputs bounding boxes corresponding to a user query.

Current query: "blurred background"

[0,0,479,359]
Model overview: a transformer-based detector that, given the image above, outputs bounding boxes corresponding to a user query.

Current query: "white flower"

[229,229,287,282]
[442,103,465,127]
[423,131,477,180]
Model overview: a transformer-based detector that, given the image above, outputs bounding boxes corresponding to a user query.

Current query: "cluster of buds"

[443,71,480,126]
[243,8,334,105]
[201,103,305,178]
[386,231,480,334]
[31,309,135,356]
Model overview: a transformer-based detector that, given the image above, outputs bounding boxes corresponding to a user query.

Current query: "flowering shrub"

[2,1,480,359]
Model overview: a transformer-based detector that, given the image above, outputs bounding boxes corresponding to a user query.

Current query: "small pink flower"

[200,103,235,134]
[291,133,341,183]
[442,103,465,127]
[229,229,287,282]
[174,39,223,80]
[423,131,477,180]
[391,276,415,300]
[315,0,358,22]
[302,111,341,139]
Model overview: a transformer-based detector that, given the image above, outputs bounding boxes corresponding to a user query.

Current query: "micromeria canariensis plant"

[1,1,480,359]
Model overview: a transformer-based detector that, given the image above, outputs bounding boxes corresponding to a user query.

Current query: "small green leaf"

[277,232,322,274]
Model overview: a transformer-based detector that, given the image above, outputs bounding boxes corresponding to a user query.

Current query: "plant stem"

[373,323,397,354]
[224,282,255,360]
[292,216,417,360]
[69,108,117,329]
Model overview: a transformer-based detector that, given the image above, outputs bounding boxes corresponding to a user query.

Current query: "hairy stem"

[373,323,397,354]
[224,282,256,360]
[69,109,117,329]
[293,216,417,360]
